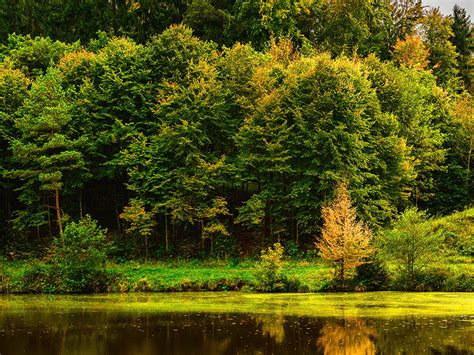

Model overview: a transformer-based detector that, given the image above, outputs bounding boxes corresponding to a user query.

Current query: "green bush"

[254,243,288,292]
[352,256,389,291]
[380,208,444,290]
[54,216,111,292]
[21,263,58,293]
[0,257,11,293]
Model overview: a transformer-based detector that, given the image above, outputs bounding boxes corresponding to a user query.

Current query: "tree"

[393,35,430,70]
[1,34,77,78]
[420,8,459,90]
[380,207,444,290]
[365,57,446,208]
[452,95,474,189]
[0,65,30,228]
[389,0,423,44]
[8,68,87,242]
[451,5,473,92]
[311,0,393,57]
[315,183,375,288]
[120,199,156,260]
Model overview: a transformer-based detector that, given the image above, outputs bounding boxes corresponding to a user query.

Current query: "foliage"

[316,183,375,288]
[379,208,445,290]
[120,199,156,260]
[0,5,472,274]
[352,256,389,291]
[393,35,430,70]
[7,67,88,237]
[254,243,288,292]
[420,8,459,90]
[451,5,473,92]
[53,216,110,292]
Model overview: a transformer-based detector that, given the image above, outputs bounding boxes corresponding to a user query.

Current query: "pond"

[0,292,472,354]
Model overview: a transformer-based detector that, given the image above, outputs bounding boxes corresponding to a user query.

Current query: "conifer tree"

[316,183,375,287]
[8,68,87,242]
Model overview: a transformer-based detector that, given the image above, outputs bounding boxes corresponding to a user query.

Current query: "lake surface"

[0,292,472,354]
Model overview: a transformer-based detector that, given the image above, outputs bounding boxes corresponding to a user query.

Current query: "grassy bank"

[1,258,472,294]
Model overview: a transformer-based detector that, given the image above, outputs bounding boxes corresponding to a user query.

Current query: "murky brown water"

[0,293,472,354]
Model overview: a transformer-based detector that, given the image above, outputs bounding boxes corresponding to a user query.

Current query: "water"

[0,292,472,354]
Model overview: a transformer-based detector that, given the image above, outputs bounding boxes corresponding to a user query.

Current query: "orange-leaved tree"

[315,183,375,288]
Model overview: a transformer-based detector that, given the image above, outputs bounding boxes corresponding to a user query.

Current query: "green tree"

[311,0,393,57]
[0,65,30,235]
[8,68,87,242]
[451,5,473,92]
[290,55,406,227]
[380,207,444,290]
[120,199,156,260]
[420,8,459,90]
[121,55,232,252]
[365,57,446,208]
[1,34,77,78]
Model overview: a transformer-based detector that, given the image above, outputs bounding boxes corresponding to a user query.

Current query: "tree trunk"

[165,214,169,253]
[47,196,52,238]
[295,220,299,245]
[466,137,472,189]
[145,236,148,262]
[55,189,63,245]
[200,219,205,249]
[114,197,122,236]
[79,191,83,219]
[340,260,345,289]
[5,190,11,227]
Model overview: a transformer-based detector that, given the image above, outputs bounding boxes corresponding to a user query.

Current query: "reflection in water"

[0,307,472,354]
[256,313,285,344]
[317,318,376,355]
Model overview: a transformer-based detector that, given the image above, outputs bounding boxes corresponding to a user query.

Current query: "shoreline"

[1,259,472,294]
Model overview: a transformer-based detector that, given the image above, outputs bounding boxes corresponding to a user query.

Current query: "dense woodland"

[0,0,472,262]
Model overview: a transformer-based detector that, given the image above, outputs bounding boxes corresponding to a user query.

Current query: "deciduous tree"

[315,183,375,287]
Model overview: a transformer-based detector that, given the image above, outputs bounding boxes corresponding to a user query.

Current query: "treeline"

[1,1,472,90]
[0,1,472,259]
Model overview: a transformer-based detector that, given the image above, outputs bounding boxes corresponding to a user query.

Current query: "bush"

[352,256,389,291]
[254,243,288,292]
[21,263,59,293]
[54,215,111,292]
[380,208,444,290]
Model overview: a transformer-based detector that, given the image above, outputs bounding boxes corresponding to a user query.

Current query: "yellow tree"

[315,183,375,287]
[393,35,430,71]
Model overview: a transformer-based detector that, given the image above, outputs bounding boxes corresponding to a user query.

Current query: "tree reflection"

[317,318,377,355]
[255,313,285,344]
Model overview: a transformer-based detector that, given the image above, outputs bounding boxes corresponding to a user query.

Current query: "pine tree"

[451,5,473,92]
[8,68,87,242]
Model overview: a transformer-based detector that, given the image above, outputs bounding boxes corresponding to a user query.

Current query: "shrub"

[380,208,444,290]
[54,215,111,292]
[254,243,288,292]
[352,256,389,291]
[21,263,58,293]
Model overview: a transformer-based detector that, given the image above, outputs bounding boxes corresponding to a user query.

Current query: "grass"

[106,259,331,292]
[1,256,472,294]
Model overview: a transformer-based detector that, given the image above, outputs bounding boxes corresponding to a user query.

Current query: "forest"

[0,0,472,293]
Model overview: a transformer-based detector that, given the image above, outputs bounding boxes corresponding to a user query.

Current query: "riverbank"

[1,257,472,294]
